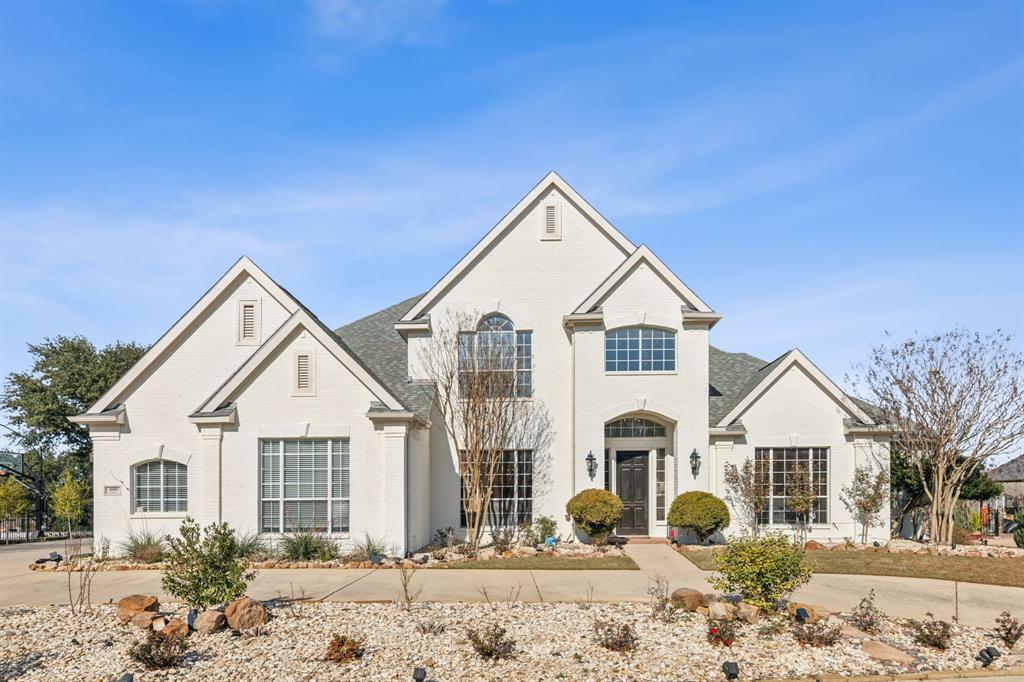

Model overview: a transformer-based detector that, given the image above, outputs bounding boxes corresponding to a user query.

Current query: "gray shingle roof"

[334,294,435,420]
[990,454,1024,483]
[708,348,789,427]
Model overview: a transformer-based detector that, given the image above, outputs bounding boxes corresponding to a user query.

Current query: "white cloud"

[307,0,446,46]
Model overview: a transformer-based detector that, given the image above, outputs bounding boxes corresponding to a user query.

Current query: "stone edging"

[757,664,1024,682]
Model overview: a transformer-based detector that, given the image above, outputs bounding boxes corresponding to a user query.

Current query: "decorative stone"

[787,602,818,623]
[696,606,709,616]
[700,593,719,607]
[116,595,159,623]
[804,540,826,551]
[193,610,226,634]
[515,546,538,558]
[161,617,188,638]
[670,588,703,612]
[130,611,160,630]
[151,617,166,633]
[808,603,832,618]
[708,602,736,621]
[224,596,269,631]
[862,639,915,664]
[737,602,760,624]
[840,625,871,640]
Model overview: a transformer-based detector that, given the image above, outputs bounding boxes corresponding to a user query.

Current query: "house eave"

[394,317,431,339]
[843,420,893,436]
[188,404,238,425]
[710,422,747,438]
[562,311,604,329]
[682,309,723,328]
[366,409,429,429]
[69,405,125,426]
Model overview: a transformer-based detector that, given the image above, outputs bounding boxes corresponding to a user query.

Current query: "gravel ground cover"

[2,601,1020,681]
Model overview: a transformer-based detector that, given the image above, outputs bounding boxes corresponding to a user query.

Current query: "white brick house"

[76,172,891,553]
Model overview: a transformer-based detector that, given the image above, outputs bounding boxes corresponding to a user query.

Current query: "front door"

[616,451,648,535]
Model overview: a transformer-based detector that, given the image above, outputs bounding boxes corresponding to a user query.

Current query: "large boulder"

[804,540,826,551]
[193,610,226,634]
[162,617,188,638]
[787,602,818,623]
[670,588,702,612]
[116,595,159,623]
[708,602,737,621]
[224,596,269,630]
[737,602,760,624]
[515,546,538,558]
[700,593,719,607]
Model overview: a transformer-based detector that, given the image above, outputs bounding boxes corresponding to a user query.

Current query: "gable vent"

[540,198,561,241]
[296,354,310,391]
[545,205,557,234]
[241,303,256,339]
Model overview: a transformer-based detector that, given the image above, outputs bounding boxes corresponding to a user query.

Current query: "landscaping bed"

[461,554,638,570]
[1,600,1020,681]
[677,546,1024,588]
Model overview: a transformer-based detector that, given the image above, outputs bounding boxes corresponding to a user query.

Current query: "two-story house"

[76,172,892,552]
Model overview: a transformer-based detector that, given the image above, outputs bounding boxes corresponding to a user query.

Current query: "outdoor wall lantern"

[722,661,740,680]
[585,451,597,480]
[690,448,701,478]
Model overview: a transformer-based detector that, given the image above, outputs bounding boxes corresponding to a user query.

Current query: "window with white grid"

[260,438,349,533]
[605,327,676,372]
[754,447,829,525]
[133,460,187,513]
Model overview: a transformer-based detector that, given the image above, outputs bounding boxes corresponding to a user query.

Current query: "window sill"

[129,513,188,520]
[604,371,678,377]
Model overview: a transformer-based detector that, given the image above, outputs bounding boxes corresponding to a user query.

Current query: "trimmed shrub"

[707,534,811,613]
[162,517,256,611]
[667,491,730,543]
[128,631,188,669]
[566,489,623,545]
[120,527,166,564]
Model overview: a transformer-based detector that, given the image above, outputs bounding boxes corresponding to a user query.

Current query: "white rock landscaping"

[0,600,1020,681]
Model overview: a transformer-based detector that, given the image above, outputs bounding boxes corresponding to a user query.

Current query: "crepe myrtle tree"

[723,458,769,537]
[841,464,890,544]
[420,311,551,553]
[853,329,1024,545]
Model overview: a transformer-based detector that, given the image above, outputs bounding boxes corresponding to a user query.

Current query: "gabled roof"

[400,171,636,323]
[573,245,714,315]
[990,454,1024,483]
[714,348,874,427]
[83,256,300,414]
[195,306,406,415]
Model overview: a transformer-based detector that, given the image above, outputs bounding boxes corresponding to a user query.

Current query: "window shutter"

[241,303,256,339]
[296,354,310,391]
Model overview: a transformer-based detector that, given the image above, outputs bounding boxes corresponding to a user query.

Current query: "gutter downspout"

[570,327,576,500]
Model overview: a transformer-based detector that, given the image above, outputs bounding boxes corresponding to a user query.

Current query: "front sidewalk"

[2,541,1021,628]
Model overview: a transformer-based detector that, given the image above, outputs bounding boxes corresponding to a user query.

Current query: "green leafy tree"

[841,465,890,543]
[162,517,256,611]
[50,469,87,538]
[2,335,147,528]
[0,476,31,543]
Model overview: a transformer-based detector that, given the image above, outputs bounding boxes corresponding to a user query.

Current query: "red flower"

[725,639,732,646]
[709,627,718,634]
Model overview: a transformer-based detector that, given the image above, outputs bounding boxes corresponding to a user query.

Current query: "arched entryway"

[603,414,674,536]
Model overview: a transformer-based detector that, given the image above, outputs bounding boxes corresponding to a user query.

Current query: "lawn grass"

[458,554,639,570]
[679,548,1024,587]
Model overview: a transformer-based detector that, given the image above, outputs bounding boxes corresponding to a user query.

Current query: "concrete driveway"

[2,541,1021,627]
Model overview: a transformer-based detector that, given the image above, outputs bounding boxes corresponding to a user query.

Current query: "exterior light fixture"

[690,449,701,478]
[722,661,740,680]
[794,607,810,624]
[585,451,597,480]
[412,668,427,682]
[977,647,1001,667]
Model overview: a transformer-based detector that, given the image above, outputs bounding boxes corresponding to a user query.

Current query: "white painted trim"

[716,349,874,427]
[70,406,126,425]
[600,399,681,425]
[603,310,678,331]
[86,256,300,413]
[195,308,405,414]
[400,171,636,323]
[256,424,352,438]
[573,245,714,314]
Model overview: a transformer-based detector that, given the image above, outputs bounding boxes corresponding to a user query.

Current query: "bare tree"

[419,311,551,554]
[841,464,890,543]
[786,464,815,544]
[723,458,769,536]
[854,330,1024,544]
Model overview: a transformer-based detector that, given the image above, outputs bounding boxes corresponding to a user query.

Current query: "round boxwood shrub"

[667,491,730,543]
[566,489,623,545]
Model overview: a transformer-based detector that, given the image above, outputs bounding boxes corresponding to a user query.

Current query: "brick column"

[382,423,409,556]
[199,425,223,524]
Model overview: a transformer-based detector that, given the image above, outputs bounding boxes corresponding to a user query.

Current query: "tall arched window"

[133,460,187,513]
[459,314,532,397]
[605,327,676,372]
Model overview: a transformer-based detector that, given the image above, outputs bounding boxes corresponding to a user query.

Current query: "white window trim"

[540,192,562,241]
[259,438,350,535]
[131,459,188,515]
[604,326,678,374]
[237,298,262,346]
[756,446,831,528]
[292,349,317,396]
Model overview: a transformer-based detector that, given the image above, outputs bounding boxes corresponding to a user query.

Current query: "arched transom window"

[605,327,676,372]
[604,417,666,438]
[458,314,532,397]
[133,460,187,513]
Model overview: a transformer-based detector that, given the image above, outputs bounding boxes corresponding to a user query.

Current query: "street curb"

[758,665,1024,682]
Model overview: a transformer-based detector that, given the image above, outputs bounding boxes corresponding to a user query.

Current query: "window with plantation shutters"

[133,460,187,513]
[260,438,349,533]
[237,299,260,345]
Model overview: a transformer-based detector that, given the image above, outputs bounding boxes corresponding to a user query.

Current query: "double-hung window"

[755,447,829,525]
[605,327,676,372]
[133,460,187,513]
[260,438,350,533]
[460,449,533,527]
[458,314,532,397]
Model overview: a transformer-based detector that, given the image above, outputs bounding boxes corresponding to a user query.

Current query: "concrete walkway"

[2,541,1021,627]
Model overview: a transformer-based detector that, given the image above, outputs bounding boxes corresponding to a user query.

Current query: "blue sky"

[1,1,1022,424]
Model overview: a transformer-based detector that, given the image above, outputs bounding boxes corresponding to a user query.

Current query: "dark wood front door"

[616,451,648,535]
